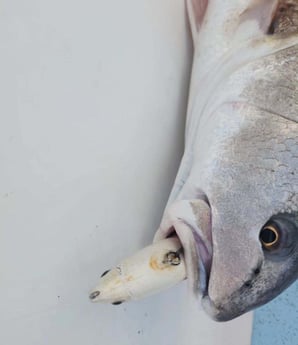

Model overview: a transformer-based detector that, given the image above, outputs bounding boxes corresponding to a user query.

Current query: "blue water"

[252,281,298,345]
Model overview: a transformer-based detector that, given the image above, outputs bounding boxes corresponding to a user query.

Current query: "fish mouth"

[191,222,213,296]
[168,198,213,297]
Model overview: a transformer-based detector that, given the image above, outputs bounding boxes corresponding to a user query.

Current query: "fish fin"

[186,0,208,44]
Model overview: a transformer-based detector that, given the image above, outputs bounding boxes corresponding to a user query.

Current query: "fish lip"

[192,197,213,295]
[192,228,213,295]
[156,198,213,296]
[169,222,212,296]
[175,200,213,296]
[201,295,233,322]
[201,294,246,322]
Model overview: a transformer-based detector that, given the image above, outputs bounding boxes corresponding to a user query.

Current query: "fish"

[90,0,298,321]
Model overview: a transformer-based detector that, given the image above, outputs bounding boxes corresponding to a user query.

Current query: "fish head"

[196,112,298,321]
[203,206,298,321]
[157,129,298,321]
[180,0,298,320]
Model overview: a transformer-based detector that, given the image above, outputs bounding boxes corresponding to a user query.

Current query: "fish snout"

[203,238,264,320]
[202,296,238,322]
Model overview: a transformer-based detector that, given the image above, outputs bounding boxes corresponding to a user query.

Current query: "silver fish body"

[155,0,298,321]
[91,0,298,321]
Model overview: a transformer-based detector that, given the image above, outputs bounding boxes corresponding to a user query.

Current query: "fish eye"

[259,224,280,249]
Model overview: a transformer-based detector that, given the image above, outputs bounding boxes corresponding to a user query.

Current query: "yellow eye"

[260,224,280,249]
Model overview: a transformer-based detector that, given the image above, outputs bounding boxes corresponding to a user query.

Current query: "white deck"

[0,1,252,344]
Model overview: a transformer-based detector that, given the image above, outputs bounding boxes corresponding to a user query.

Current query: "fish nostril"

[254,268,260,275]
[89,291,100,300]
[244,281,252,288]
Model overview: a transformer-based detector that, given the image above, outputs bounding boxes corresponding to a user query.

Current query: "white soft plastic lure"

[89,237,186,304]
[90,0,298,321]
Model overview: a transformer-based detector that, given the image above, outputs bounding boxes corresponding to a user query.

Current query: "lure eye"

[260,224,280,249]
[112,301,123,305]
[101,269,110,278]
